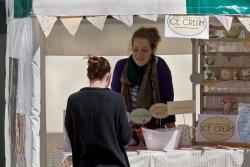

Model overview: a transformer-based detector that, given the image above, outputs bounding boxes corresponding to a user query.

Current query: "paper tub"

[142,127,182,151]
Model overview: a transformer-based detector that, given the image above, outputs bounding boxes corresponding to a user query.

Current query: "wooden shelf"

[196,31,250,115]
[197,141,250,148]
[202,66,250,70]
[202,108,224,112]
[201,38,244,42]
[205,52,250,57]
[202,92,250,96]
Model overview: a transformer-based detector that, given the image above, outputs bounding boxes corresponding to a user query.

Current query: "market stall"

[3,0,250,167]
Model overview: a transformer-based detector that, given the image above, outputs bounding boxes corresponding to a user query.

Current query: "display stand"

[194,24,250,147]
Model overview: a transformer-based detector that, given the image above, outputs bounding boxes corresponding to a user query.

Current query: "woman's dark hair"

[87,56,111,80]
[131,27,161,51]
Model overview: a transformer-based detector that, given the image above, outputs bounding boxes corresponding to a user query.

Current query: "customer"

[65,56,132,167]
[111,27,175,145]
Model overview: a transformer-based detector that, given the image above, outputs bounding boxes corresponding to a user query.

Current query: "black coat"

[65,87,132,167]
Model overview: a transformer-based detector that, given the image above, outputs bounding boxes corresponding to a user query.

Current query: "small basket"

[142,127,182,151]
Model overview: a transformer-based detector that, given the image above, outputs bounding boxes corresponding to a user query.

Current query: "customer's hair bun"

[88,56,101,71]
[87,56,111,80]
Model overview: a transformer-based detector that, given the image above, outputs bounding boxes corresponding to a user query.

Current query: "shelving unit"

[193,26,250,115]
[202,38,243,42]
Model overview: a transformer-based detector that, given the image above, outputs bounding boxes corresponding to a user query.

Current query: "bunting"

[60,17,83,36]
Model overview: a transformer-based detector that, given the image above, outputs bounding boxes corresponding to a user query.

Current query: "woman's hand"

[134,128,144,141]
[165,122,176,129]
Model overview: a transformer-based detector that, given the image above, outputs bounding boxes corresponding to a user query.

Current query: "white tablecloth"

[50,148,250,167]
[128,150,246,167]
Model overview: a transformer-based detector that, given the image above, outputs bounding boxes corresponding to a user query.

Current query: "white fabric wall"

[43,17,194,133]
[5,18,40,167]
[45,54,194,133]
[44,17,192,56]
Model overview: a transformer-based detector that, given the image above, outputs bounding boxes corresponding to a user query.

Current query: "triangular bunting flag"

[37,15,57,38]
[139,14,158,22]
[238,17,250,32]
[60,17,83,36]
[215,15,233,31]
[86,15,107,31]
[112,15,133,27]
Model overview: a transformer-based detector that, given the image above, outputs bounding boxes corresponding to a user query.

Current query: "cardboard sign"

[197,113,250,143]
[165,15,209,39]
[131,108,152,124]
[167,100,196,115]
[149,103,168,119]
[238,104,250,142]
[199,116,235,141]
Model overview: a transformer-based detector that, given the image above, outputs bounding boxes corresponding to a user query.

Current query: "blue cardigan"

[111,56,175,123]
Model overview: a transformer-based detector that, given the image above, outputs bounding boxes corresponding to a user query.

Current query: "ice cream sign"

[165,15,209,39]
[200,117,235,141]
[197,105,250,144]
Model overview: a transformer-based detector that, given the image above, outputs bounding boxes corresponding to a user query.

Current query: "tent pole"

[0,0,6,166]
[191,39,198,134]
[36,19,48,167]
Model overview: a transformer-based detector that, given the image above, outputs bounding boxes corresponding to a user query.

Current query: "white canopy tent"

[4,0,250,166]
[33,0,186,16]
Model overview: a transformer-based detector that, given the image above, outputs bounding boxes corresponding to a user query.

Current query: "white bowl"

[142,127,182,151]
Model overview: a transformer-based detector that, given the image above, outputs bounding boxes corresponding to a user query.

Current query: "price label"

[131,108,152,124]
[168,100,196,114]
[149,103,168,119]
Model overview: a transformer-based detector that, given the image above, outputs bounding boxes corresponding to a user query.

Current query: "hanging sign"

[190,72,203,84]
[167,100,196,115]
[131,108,152,124]
[165,15,209,39]
[149,103,168,119]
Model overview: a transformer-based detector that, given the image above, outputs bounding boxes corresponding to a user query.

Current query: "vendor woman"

[111,27,175,145]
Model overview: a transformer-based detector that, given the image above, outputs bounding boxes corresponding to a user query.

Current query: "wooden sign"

[131,108,152,124]
[167,100,196,115]
[149,103,168,119]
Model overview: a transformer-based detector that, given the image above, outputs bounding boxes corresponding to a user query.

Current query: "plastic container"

[142,127,182,151]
